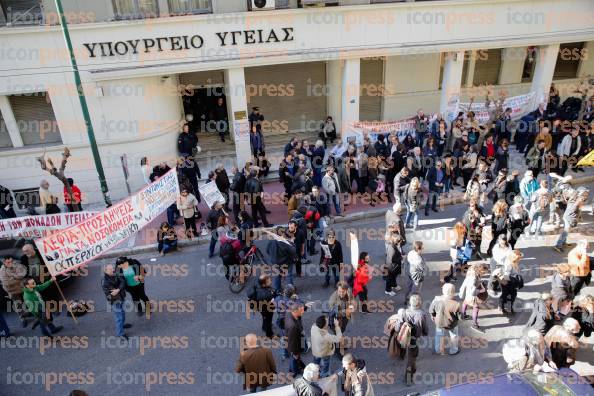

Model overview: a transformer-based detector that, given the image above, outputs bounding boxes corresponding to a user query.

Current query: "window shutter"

[9,93,62,146]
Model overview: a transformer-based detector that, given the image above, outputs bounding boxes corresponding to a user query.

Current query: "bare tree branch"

[37,147,78,211]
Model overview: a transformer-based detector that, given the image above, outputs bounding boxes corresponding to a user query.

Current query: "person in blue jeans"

[101,264,131,339]
[157,222,178,256]
[403,177,422,230]
[554,187,589,253]
[429,283,460,355]
[311,315,342,377]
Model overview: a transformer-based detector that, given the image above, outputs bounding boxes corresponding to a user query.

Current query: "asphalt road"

[2,183,594,396]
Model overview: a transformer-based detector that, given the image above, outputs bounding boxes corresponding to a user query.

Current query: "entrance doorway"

[182,86,229,136]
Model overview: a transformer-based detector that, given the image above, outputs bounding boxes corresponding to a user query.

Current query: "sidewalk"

[100,149,594,259]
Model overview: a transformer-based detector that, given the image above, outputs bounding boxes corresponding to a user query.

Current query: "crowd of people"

[1,86,594,395]
[231,89,594,394]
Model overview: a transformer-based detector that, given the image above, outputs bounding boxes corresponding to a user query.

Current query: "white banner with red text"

[0,212,98,239]
[35,169,180,276]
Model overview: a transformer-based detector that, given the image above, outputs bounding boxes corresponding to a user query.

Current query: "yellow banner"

[577,149,594,167]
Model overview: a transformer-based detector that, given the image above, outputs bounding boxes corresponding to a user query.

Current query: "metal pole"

[54,0,112,207]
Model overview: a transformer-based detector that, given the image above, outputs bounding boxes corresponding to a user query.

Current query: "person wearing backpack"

[219,229,242,280]
[404,242,428,303]
[529,180,551,236]
[429,283,460,356]
[391,294,428,386]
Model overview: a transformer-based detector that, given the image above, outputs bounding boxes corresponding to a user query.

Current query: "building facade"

[0,0,593,207]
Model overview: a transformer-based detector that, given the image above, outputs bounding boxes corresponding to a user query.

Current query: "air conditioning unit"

[250,0,276,11]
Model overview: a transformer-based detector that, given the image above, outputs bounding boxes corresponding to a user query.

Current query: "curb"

[100,173,594,259]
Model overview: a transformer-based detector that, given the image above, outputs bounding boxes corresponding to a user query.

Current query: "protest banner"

[0,212,98,239]
[343,92,536,147]
[577,149,594,167]
[343,117,419,145]
[35,169,180,276]
[199,181,226,209]
[458,92,535,123]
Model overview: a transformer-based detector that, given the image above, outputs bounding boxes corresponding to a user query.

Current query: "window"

[9,93,62,147]
[0,0,43,26]
[112,0,159,19]
[168,0,211,15]
[522,47,536,82]
[553,42,584,80]
[473,49,502,86]
[0,111,13,148]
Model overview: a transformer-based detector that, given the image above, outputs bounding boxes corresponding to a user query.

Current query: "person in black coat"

[249,107,264,133]
[319,230,343,287]
[177,124,198,157]
[285,301,306,375]
[248,275,276,338]
[101,263,129,338]
[211,97,228,142]
[245,170,270,228]
[525,293,555,335]
[179,156,201,200]
[424,160,445,215]
[214,164,231,210]
[0,184,16,219]
[230,167,247,223]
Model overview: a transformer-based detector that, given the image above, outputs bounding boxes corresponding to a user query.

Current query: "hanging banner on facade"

[342,116,422,146]
[35,169,180,276]
[199,181,225,209]
[0,212,99,240]
[457,92,535,123]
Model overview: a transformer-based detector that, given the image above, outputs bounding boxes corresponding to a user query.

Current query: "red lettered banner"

[0,212,98,239]
[35,169,179,276]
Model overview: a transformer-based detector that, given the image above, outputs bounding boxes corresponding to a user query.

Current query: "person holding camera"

[319,229,343,288]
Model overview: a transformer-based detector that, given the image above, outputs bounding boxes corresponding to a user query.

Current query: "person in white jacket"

[311,315,342,377]
[490,234,512,272]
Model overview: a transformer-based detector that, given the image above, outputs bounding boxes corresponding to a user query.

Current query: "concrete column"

[465,50,477,88]
[577,41,594,78]
[439,51,465,116]
[341,58,360,132]
[224,68,252,167]
[530,44,560,108]
[0,96,23,147]
[326,60,342,132]
[499,47,528,85]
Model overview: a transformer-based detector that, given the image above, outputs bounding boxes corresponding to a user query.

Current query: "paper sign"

[350,232,359,270]
[199,181,226,209]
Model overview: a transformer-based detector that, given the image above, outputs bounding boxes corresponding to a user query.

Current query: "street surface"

[1,183,594,396]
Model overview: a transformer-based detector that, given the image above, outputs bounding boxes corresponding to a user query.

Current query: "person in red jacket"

[63,178,82,212]
[353,251,372,313]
